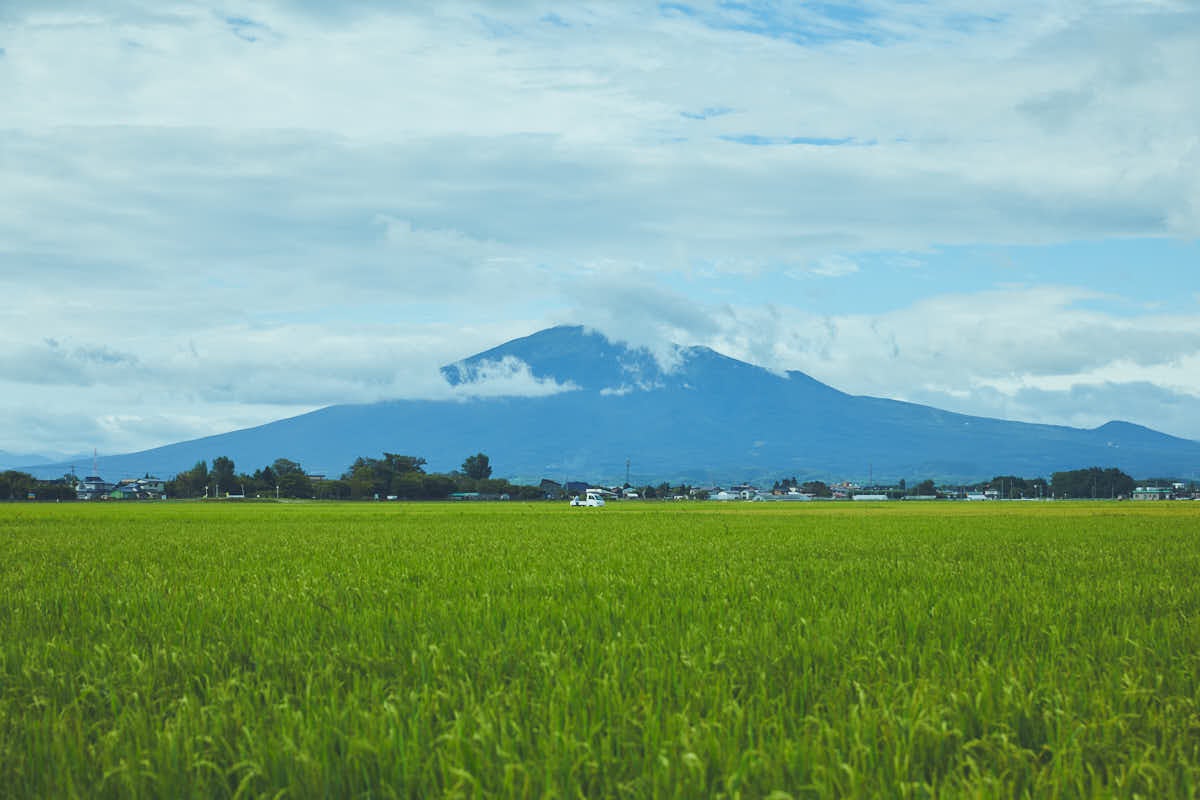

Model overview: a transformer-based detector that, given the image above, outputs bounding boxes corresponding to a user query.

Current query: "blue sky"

[1,1,1199,461]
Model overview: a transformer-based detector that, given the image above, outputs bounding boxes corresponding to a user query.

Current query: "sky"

[2,1,1199,463]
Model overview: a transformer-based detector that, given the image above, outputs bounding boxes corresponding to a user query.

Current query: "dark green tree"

[421,474,455,499]
[345,457,387,497]
[384,454,426,475]
[914,479,936,496]
[392,471,424,499]
[34,481,76,501]
[272,458,303,476]
[1,470,34,501]
[210,456,236,496]
[800,481,832,498]
[462,453,492,480]
[277,470,313,499]
[169,460,209,498]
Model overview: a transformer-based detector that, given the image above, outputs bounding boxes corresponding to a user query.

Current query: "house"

[538,479,564,500]
[77,475,111,501]
[1132,487,1172,501]
[134,478,165,495]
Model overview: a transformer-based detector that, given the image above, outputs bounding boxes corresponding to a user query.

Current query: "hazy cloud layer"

[2,1,1199,457]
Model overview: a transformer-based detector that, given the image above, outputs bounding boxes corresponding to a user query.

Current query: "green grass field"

[1,501,1198,798]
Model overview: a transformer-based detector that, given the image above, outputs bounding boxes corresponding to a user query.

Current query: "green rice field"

[1,501,1198,798]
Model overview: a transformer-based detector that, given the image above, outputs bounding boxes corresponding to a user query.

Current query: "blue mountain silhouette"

[21,325,1200,483]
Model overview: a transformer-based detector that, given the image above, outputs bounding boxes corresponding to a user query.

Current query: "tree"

[211,456,236,496]
[391,471,424,499]
[34,481,76,501]
[384,453,426,475]
[462,453,492,480]
[914,479,936,496]
[420,474,455,499]
[990,475,1032,499]
[316,478,351,500]
[277,470,312,499]
[800,481,832,498]
[273,458,303,476]
[1,470,34,501]
[345,457,386,497]
[169,460,209,498]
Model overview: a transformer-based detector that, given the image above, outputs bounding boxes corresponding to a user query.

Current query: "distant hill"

[2,450,69,472]
[19,325,1200,484]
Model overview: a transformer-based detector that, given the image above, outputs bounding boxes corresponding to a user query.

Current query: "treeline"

[769,468,1154,500]
[169,457,316,499]
[0,461,1181,502]
[773,477,835,497]
[945,470,1133,499]
[633,482,705,499]
[0,470,76,501]
[166,452,546,501]
[1050,467,1136,499]
[336,452,543,500]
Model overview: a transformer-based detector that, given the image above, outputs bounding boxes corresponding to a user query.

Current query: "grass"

[1,500,1198,798]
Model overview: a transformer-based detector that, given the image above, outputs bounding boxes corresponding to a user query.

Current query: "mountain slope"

[20,326,1200,483]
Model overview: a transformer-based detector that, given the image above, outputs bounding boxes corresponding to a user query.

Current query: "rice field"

[1,500,1198,798]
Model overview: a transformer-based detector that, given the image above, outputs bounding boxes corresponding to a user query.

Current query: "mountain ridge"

[16,325,1200,483]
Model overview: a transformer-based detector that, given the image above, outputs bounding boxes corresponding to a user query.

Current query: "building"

[76,475,111,501]
[1132,487,1172,501]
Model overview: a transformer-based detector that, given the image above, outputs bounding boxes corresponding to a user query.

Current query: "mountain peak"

[441,325,806,397]
[1093,419,1188,444]
[442,325,666,393]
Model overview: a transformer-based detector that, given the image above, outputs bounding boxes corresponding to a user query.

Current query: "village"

[32,472,1198,503]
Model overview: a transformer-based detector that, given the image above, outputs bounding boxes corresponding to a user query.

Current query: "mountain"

[19,326,1200,483]
[1,449,80,472]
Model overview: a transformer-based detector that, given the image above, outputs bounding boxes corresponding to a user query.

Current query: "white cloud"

[443,356,579,399]
[799,255,860,278]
